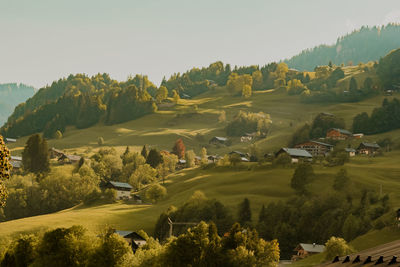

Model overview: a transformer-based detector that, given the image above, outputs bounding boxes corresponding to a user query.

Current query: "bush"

[145,184,167,203]
[324,236,354,260]
[103,189,117,203]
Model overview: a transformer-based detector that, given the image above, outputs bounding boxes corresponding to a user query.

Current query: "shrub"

[324,236,354,260]
[145,184,167,203]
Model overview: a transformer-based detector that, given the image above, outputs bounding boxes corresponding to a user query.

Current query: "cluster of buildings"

[275,128,381,163]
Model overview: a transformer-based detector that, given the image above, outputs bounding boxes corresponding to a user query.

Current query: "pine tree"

[146,149,163,168]
[258,204,266,223]
[238,198,252,225]
[141,145,148,159]
[0,135,12,206]
[349,77,358,92]
[22,134,50,174]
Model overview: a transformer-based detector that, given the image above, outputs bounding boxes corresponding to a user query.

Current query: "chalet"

[49,147,65,159]
[240,133,257,143]
[292,243,325,261]
[115,230,146,252]
[326,128,352,140]
[294,140,333,156]
[207,155,221,163]
[177,159,187,169]
[345,148,356,157]
[105,181,133,199]
[275,148,312,163]
[58,154,81,164]
[209,136,228,145]
[357,142,380,155]
[5,138,16,144]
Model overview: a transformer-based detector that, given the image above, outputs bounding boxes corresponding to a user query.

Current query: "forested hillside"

[285,24,400,70]
[1,74,156,139]
[0,84,35,126]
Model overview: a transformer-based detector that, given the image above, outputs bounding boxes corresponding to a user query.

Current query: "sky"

[1,0,400,88]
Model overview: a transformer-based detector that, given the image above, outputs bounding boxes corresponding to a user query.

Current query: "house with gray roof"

[115,230,146,252]
[293,243,325,261]
[105,181,133,200]
[357,142,380,155]
[276,148,313,163]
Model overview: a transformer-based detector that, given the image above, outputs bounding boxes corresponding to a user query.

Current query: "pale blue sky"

[1,0,400,88]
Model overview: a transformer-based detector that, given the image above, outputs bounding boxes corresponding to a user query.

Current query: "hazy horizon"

[1,0,400,89]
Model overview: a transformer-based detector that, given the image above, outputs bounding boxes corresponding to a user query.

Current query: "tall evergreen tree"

[238,198,252,225]
[0,135,11,206]
[22,134,50,174]
[141,145,148,159]
[349,77,358,92]
[146,148,162,168]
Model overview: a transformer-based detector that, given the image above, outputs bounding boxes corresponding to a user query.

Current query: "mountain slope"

[285,24,400,70]
[0,83,35,126]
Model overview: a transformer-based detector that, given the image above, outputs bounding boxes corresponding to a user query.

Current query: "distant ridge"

[0,83,35,126]
[284,23,400,70]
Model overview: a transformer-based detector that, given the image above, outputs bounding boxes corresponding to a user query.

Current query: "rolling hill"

[284,24,400,71]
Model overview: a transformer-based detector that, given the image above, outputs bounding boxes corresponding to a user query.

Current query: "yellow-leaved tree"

[0,135,11,206]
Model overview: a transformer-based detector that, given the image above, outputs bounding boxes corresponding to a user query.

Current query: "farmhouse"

[352,133,364,139]
[115,230,147,252]
[326,128,352,140]
[105,181,133,199]
[292,243,325,261]
[276,148,313,163]
[345,148,356,157]
[357,142,380,155]
[209,136,228,145]
[58,154,81,164]
[294,140,333,156]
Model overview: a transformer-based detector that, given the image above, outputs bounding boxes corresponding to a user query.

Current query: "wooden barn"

[326,128,352,140]
[294,140,333,156]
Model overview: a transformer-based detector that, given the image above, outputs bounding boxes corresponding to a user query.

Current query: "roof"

[229,151,246,157]
[11,156,22,161]
[359,142,380,149]
[5,138,16,143]
[108,181,133,190]
[297,140,333,147]
[178,159,186,164]
[279,148,313,158]
[329,128,352,135]
[241,157,250,162]
[115,230,146,241]
[50,147,64,154]
[345,148,356,152]
[211,136,227,142]
[298,243,325,253]
[59,154,81,161]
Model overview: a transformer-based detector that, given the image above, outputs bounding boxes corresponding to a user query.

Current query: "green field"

[2,82,400,261]
[1,149,400,240]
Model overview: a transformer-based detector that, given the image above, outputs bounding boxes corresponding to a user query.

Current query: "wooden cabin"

[357,142,380,155]
[58,154,81,164]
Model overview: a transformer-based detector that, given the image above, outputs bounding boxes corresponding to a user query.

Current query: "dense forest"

[285,24,400,71]
[0,74,156,139]
[0,84,35,126]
